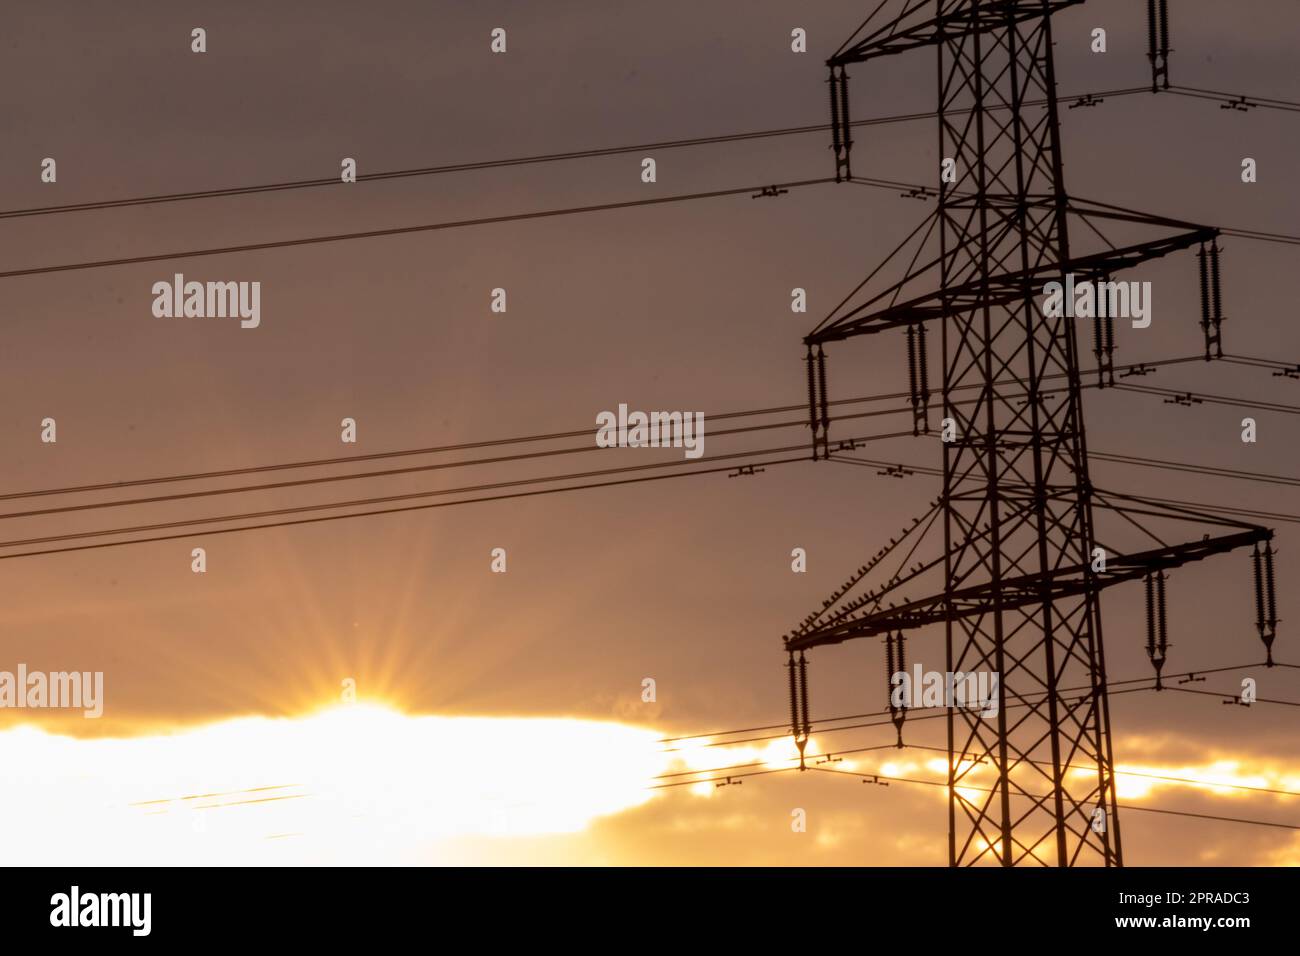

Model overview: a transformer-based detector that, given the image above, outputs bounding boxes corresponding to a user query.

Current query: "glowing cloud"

[0,705,663,865]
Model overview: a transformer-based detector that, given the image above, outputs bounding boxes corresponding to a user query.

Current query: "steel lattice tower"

[931,0,1114,869]
[785,0,1276,867]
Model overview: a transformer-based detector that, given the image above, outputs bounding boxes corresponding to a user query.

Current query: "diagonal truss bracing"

[784,0,1278,868]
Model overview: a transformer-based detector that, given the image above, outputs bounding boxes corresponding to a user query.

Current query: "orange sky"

[0,0,1297,865]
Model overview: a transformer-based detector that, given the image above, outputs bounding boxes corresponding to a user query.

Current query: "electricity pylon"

[785,1,1276,867]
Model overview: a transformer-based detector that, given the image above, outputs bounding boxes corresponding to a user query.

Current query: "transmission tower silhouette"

[784,0,1279,867]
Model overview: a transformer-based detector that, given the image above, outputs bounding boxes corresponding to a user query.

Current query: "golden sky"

[0,0,1297,865]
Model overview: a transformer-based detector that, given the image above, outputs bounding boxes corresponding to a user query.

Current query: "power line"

[1163,685,1300,708]
[0,355,1223,506]
[650,765,797,790]
[1101,489,1300,526]
[895,744,1300,799]
[0,439,847,552]
[834,447,1300,492]
[658,667,1289,752]
[0,414,819,521]
[0,356,1292,558]
[653,760,1300,833]
[1218,228,1300,247]
[4,99,1294,283]
[654,741,902,781]
[661,738,1300,800]
[802,766,1300,832]
[660,686,1077,752]
[0,454,805,561]
[0,178,835,280]
[1112,383,1300,414]
[830,455,1300,525]
[0,355,1189,501]
[1087,452,1300,489]
[1117,803,1300,831]
[1166,84,1300,114]
[19,161,1287,290]
[5,428,1295,561]
[0,86,1156,223]
[0,131,835,222]
[23,80,1288,232]
[0,397,830,502]
[1222,353,1300,372]
[655,660,1276,743]
[4,388,1293,558]
[0,385,1083,520]
[845,176,1300,246]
